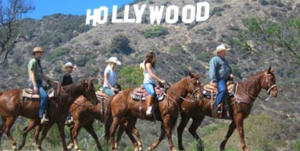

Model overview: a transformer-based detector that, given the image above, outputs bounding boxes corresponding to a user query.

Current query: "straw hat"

[32,47,44,55]
[106,57,121,65]
[62,62,75,72]
[213,44,229,55]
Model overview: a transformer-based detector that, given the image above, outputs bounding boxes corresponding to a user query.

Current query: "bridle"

[233,73,277,103]
[164,77,202,103]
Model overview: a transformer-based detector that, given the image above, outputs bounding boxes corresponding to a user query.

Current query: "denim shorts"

[143,83,156,96]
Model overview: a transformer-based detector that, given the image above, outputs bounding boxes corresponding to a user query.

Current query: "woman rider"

[102,57,121,96]
[60,62,75,126]
[143,52,166,116]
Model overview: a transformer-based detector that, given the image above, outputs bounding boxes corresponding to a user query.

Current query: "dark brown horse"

[176,67,278,151]
[104,72,202,151]
[67,95,143,151]
[0,78,98,151]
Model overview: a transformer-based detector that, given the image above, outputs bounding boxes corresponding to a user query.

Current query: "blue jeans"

[36,80,48,118]
[143,83,156,97]
[215,80,227,107]
[103,87,114,96]
[67,111,72,119]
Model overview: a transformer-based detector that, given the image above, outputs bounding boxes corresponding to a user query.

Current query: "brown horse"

[104,72,202,151]
[176,67,278,151]
[67,95,143,151]
[0,78,98,151]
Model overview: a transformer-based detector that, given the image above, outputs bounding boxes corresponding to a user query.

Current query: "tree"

[0,0,35,62]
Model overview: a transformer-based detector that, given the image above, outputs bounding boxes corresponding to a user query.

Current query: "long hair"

[144,52,156,69]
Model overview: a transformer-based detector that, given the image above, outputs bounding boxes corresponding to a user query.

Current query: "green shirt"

[28,58,43,81]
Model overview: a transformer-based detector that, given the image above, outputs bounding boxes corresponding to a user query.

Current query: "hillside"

[0,0,299,150]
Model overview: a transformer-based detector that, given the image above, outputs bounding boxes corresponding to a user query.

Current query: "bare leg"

[149,124,165,150]
[4,117,17,150]
[37,122,54,151]
[188,116,205,151]
[57,121,69,151]
[18,119,39,150]
[234,114,249,151]
[84,124,103,151]
[177,113,190,151]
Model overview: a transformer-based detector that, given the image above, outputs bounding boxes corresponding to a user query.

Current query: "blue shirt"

[209,55,232,83]
[103,66,116,88]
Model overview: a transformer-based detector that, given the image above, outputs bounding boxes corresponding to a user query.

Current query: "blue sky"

[25,0,134,19]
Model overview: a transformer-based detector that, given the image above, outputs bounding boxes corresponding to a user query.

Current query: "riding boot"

[146,96,154,116]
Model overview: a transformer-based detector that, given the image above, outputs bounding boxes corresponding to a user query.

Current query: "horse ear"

[267,66,271,73]
[188,71,193,78]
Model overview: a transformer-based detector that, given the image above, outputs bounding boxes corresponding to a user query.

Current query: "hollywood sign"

[86,2,210,26]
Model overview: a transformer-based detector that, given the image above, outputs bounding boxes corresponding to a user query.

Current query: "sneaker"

[66,117,74,127]
[146,106,153,116]
[40,114,49,124]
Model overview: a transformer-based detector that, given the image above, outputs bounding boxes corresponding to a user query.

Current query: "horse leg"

[18,119,39,150]
[116,121,126,150]
[4,117,17,150]
[109,117,121,151]
[37,122,54,151]
[163,115,176,151]
[219,121,236,150]
[177,114,190,151]
[149,124,165,150]
[0,116,6,147]
[84,124,103,151]
[67,126,74,150]
[188,116,205,151]
[71,120,82,151]
[132,126,142,151]
[57,121,69,151]
[234,114,249,151]
[124,118,139,151]
[34,124,43,147]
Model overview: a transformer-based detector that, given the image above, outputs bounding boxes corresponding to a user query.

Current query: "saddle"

[202,81,236,99]
[22,88,55,100]
[96,89,109,100]
[131,85,165,101]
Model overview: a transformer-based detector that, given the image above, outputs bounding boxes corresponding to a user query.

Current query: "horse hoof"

[148,146,153,151]
[139,146,143,151]
[12,145,18,151]
[171,147,177,151]
[67,143,74,149]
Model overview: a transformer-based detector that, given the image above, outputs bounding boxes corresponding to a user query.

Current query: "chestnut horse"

[0,78,98,151]
[105,72,202,151]
[68,95,143,151]
[176,67,278,151]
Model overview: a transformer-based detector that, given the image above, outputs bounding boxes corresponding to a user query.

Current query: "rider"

[28,46,51,124]
[143,52,166,116]
[102,57,121,96]
[209,44,234,114]
[60,62,75,126]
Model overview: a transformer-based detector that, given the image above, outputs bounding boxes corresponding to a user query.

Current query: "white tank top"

[143,66,156,84]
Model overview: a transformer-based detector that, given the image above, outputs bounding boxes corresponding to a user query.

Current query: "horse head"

[81,77,98,104]
[262,66,278,97]
[186,72,202,101]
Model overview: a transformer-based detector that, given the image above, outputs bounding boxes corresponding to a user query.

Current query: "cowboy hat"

[62,62,75,71]
[32,47,44,55]
[213,44,229,55]
[106,57,121,65]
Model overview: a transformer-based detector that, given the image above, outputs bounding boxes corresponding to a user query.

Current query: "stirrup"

[40,115,49,125]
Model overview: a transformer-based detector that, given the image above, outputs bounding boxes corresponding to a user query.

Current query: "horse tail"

[104,96,114,141]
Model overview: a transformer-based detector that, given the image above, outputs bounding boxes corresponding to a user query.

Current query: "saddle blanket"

[131,86,165,101]
[22,88,55,100]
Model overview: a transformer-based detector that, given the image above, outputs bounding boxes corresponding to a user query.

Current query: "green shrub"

[295,140,300,151]
[142,25,169,38]
[119,65,143,89]
[92,40,100,46]
[169,44,184,53]
[107,34,133,55]
[212,7,224,16]
[259,0,269,5]
[75,54,96,67]
[45,47,71,62]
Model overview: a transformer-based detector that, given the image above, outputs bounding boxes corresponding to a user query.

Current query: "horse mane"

[54,83,84,103]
